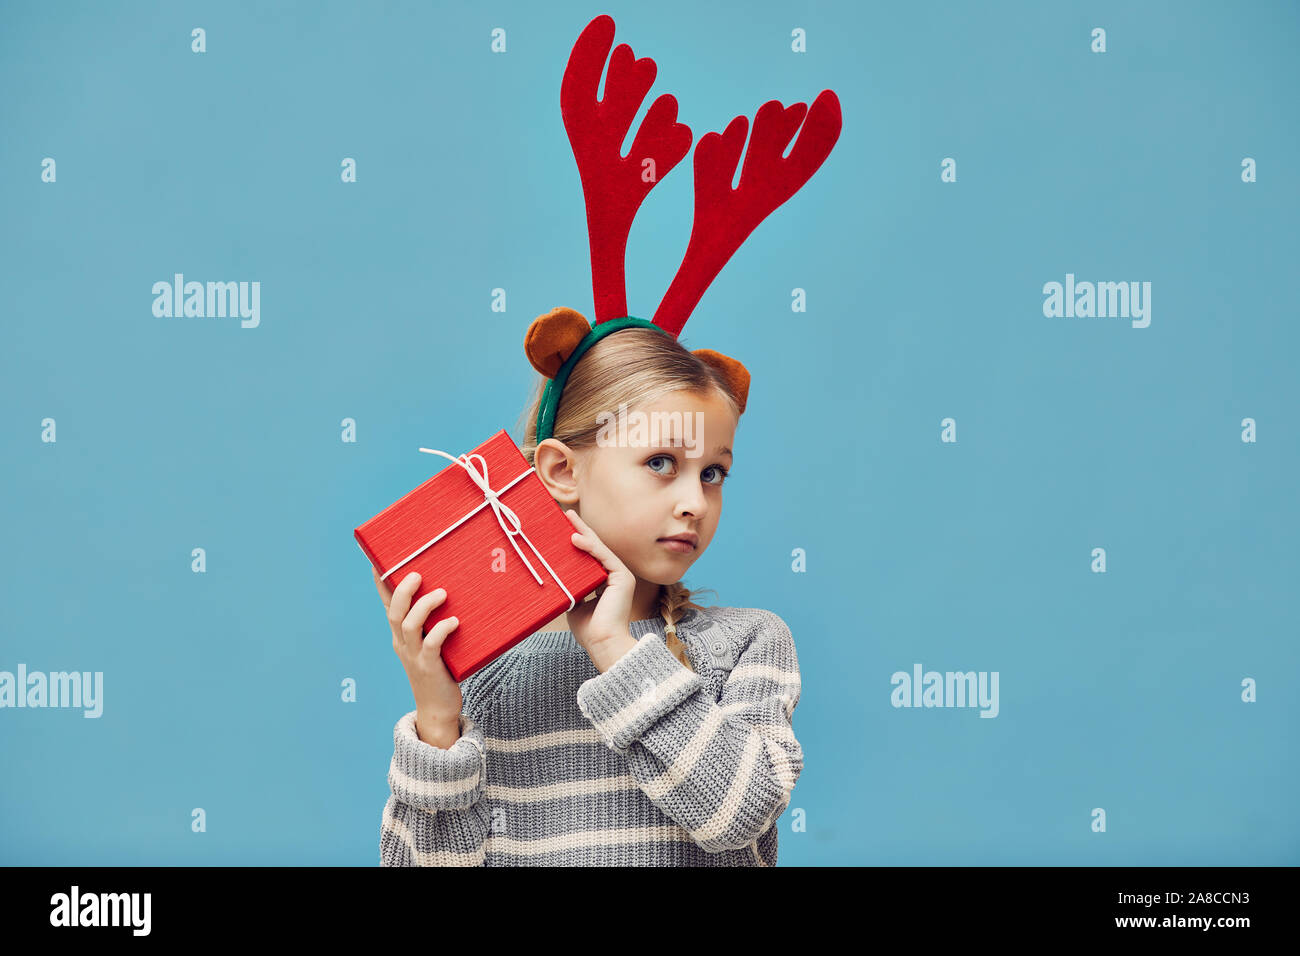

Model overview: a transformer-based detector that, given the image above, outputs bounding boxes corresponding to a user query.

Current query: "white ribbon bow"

[378,448,577,613]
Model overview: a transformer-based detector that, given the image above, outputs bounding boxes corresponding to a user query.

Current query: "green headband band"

[534,315,668,445]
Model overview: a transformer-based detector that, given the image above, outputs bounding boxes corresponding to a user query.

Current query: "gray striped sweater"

[380,604,803,866]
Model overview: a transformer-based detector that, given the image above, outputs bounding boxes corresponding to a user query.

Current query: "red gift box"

[354,429,609,681]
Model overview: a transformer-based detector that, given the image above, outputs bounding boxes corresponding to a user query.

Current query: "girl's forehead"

[591,406,736,461]
[606,399,734,428]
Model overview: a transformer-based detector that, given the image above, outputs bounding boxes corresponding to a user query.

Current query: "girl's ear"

[692,348,750,415]
[525,307,592,378]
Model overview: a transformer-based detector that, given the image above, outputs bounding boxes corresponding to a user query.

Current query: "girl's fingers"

[567,510,625,575]
[403,586,449,655]
[387,571,422,631]
[567,510,602,556]
[419,614,460,656]
[566,508,600,541]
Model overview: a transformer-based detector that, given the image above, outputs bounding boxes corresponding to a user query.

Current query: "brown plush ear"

[692,348,750,415]
[525,307,592,378]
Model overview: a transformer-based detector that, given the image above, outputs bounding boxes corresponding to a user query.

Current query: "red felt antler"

[561,14,692,324]
[652,90,843,337]
[531,15,841,422]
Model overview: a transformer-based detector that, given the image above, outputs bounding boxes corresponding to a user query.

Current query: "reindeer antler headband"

[525,14,843,444]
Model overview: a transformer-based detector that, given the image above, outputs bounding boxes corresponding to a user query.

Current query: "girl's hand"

[372,566,463,725]
[564,509,636,652]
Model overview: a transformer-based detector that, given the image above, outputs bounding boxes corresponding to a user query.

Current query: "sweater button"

[710,639,726,655]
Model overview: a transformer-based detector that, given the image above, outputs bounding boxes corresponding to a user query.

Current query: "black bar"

[2,865,1287,940]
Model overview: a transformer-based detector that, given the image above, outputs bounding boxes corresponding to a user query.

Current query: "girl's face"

[545,388,737,586]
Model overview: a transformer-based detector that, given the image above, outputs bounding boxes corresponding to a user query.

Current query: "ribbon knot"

[376,446,577,615]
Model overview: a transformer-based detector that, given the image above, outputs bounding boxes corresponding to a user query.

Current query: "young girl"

[373,13,837,866]
[375,325,803,866]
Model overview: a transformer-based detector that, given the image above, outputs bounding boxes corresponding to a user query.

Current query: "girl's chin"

[630,560,693,586]
[648,555,699,580]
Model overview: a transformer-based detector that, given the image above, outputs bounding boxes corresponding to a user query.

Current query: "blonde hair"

[517,326,741,671]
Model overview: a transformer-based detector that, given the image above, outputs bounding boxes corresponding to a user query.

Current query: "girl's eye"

[646,455,728,486]
[646,454,675,475]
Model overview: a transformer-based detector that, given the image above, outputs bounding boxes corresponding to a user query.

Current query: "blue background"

[1,0,1296,865]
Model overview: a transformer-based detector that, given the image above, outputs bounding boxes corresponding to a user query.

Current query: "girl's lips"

[658,539,695,553]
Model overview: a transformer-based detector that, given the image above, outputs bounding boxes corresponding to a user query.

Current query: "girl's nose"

[675,484,707,519]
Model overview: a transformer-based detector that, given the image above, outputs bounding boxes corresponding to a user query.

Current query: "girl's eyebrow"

[650,438,732,460]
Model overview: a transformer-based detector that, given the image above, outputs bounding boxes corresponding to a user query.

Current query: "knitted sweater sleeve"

[379,710,491,866]
[574,609,803,853]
